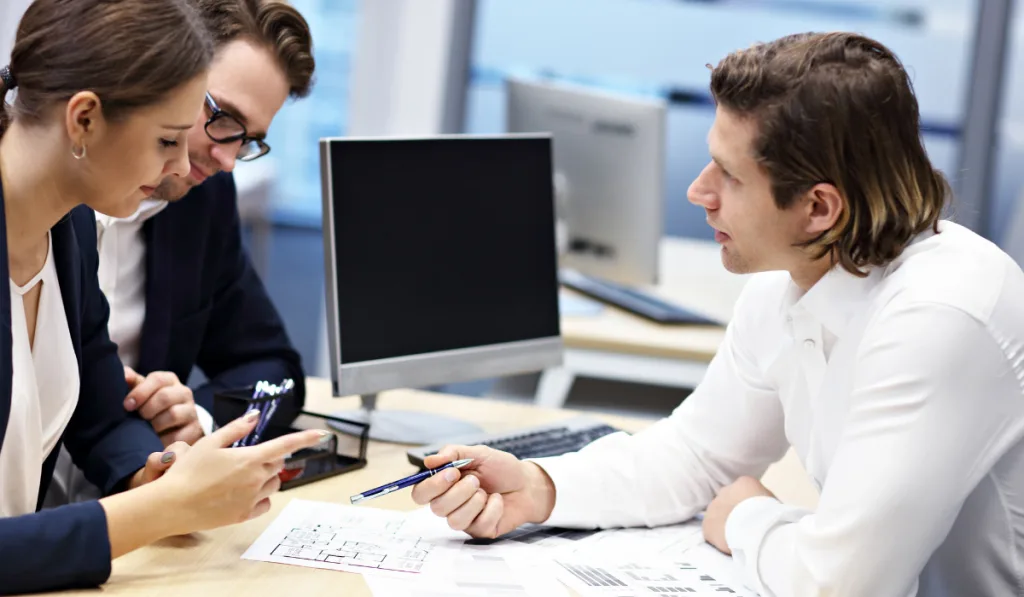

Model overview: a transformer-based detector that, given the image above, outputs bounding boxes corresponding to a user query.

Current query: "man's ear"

[802,182,844,238]
[64,91,105,151]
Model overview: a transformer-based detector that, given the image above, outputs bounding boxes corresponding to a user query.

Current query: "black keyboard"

[406,416,622,469]
[559,269,721,325]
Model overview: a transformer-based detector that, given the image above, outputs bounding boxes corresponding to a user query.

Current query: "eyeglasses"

[203,92,270,162]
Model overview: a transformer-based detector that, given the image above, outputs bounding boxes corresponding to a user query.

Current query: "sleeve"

[191,174,305,427]
[62,211,163,495]
[723,302,1024,597]
[0,502,113,592]
[194,403,215,435]
[535,279,789,529]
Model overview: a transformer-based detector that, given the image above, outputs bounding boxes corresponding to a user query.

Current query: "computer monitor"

[320,135,564,443]
[505,76,667,287]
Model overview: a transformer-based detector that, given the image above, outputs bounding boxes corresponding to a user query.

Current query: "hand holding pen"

[409,444,557,538]
[351,458,475,504]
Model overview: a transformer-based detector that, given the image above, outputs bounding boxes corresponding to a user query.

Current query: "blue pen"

[248,378,294,445]
[233,382,268,448]
[249,396,280,446]
[350,458,474,505]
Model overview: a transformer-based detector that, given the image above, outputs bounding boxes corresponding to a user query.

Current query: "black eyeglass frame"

[203,92,271,162]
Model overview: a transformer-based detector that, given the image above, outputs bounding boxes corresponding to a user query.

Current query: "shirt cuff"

[195,404,215,436]
[726,495,809,595]
[530,454,601,529]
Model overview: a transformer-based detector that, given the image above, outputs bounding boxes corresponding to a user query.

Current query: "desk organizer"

[213,386,368,490]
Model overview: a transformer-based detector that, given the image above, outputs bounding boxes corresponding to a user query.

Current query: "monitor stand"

[326,393,483,445]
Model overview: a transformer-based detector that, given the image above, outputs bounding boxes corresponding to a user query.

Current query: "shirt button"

[804,339,816,349]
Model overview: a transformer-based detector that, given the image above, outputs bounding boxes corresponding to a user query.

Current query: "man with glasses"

[46,0,315,504]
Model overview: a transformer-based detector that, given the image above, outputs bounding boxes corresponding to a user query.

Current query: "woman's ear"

[64,91,104,150]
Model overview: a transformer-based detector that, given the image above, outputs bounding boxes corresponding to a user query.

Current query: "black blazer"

[72,172,305,425]
[0,182,164,594]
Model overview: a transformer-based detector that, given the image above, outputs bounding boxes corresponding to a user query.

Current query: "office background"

[2,0,1022,413]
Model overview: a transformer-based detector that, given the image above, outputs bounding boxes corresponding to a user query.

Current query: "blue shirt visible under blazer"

[0,180,163,594]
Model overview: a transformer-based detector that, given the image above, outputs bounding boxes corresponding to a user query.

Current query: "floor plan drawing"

[244,500,446,576]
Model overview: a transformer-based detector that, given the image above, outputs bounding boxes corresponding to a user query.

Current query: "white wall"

[0,0,31,64]
[347,0,474,135]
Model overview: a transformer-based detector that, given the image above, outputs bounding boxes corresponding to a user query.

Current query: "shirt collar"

[787,264,882,339]
[780,221,946,338]
[95,198,169,228]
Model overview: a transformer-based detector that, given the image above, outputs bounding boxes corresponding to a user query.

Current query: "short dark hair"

[190,0,315,98]
[1,0,213,136]
[709,32,949,276]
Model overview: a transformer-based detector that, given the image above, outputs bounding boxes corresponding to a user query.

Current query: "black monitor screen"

[326,136,561,364]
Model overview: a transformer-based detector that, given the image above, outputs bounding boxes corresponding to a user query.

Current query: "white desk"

[535,236,748,408]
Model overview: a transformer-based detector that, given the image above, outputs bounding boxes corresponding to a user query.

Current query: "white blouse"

[0,233,80,516]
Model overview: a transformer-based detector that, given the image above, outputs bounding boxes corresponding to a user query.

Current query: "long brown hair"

[710,32,949,276]
[189,0,315,98]
[0,0,214,137]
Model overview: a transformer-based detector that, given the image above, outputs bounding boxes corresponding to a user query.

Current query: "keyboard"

[559,269,721,325]
[406,416,622,470]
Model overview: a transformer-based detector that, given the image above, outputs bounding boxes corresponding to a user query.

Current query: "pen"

[251,379,293,445]
[233,383,268,448]
[350,458,474,505]
[232,378,295,447]
[249,396,280,446]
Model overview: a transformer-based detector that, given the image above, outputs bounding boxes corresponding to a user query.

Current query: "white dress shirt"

[94,199,167,371]
[536,221,1024,597]
[0,233,80,516]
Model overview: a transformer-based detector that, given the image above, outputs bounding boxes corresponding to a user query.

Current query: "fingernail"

[160,452,175,464]
[318,430,332,444]
[245,410,261,422]
[467,475,480,488]
[125,398,137,410]
[444,469,458,483]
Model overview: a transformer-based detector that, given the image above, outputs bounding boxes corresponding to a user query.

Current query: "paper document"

[246,503,755,595]
[243,499,453,577]
[406,507,705,561]
[561,521,706,561]
[365,551,570,597]
[552,556,757,597]
[405,508,754,595]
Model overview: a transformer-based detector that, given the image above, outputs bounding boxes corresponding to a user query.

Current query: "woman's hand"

[102,410,329,558]
[127,441,191,489]
[155,410,329,533]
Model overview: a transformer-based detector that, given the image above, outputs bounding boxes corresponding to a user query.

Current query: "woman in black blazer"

[0,1,325,593]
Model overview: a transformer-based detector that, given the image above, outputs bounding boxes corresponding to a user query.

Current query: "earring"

[71,144,87,160]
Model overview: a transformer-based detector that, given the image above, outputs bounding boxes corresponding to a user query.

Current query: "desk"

[47,378,816,597]
[536,237,750,408]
